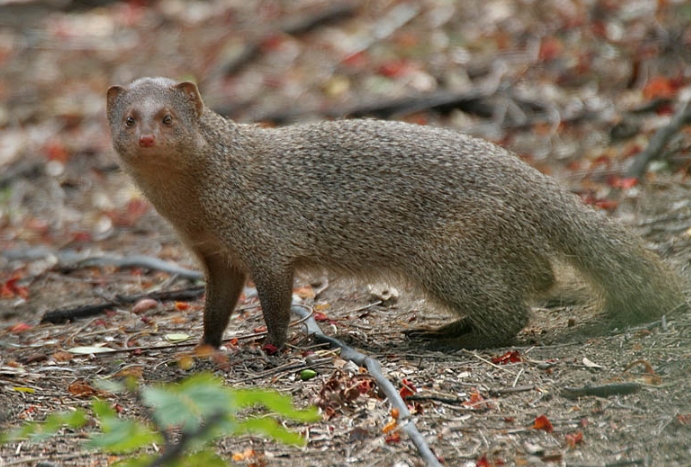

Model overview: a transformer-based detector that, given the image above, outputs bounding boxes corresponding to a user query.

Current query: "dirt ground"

[1,1,691,466]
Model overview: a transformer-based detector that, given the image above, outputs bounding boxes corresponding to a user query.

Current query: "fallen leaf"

[114,366,143,379]
[463,389,490,409]
[582,357,603,369]
[382,419,397,433]
[676,414,691,425]
[384,431,401,444]
[399,378,417,399]
[533,414,554,432]
[8,323,32,333]
[643,76,676,99]
[51,351,73,363]
[131,298,158,314]
[300,369,317,381]
[313,312,329,321]
[491,350,522,364]
[565,431,584,448]
[68,345,115,354]
[177,354,195,370]
[194,344,216,357]
[174,301,190,311]
[164,333,190,342]
[1,275,29,300]
[68,380,99,397]
[539,36,564,61]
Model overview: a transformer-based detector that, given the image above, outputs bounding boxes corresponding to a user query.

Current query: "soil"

[1,1,691,466]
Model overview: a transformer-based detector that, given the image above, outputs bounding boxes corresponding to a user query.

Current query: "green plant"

[2,373,320,466]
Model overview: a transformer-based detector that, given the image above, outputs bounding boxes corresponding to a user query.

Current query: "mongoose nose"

[139,135,155,147]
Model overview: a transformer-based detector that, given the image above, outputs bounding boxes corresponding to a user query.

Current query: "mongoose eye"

[162,115,173,125]
[125,117,135,127]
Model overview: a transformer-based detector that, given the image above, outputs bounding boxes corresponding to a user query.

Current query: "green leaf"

[299,369,318,381]
[1,409,88,443]
[43,409,89,432]
[141,374,232,432]
[94,379,128,394]
[231,389,321,422]
[231,417,307,446]
[88,399,161,453]
[87,418,161,453]
[177,450,229,467]
[91,399,117,420]
[110,454,156,467]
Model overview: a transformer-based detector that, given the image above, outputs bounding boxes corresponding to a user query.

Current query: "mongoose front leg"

[251,267,294,349]
[198,252,246,348]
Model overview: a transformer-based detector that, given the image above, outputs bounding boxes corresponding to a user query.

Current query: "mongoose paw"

[404,319,514,350]
[404,317,474,340]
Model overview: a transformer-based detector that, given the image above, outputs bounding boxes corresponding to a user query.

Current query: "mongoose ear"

[174,81,204,118]
[106,85,125,115]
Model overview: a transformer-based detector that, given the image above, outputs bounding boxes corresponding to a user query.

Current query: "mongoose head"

[106,77,205,170]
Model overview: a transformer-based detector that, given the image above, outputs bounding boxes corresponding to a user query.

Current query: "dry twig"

[291,304,443,467]
[627,98,691,178]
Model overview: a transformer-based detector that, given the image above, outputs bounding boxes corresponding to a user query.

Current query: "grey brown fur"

[106,77,686,349]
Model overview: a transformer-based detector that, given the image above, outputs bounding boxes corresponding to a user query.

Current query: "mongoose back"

[106,77,686,349]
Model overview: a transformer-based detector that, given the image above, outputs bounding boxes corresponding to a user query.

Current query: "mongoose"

[106,77,686,350]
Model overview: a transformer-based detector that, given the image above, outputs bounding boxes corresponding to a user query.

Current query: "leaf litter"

[2,0,691,466]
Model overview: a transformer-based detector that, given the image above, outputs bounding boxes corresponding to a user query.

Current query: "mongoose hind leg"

[404,317,472,340]
[405,311,525,350]
[404,317,479,348]
[406,269,535,349]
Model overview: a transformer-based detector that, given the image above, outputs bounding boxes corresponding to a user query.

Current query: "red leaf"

[259,34,286,52]
[8,323,33,333]
[71,231,92,242]
[643,76,676,100]
[43,140,69,163]
[593,199,619,211]
[676,413,691,425]
[1,275,29,299]
[399,378,417,399]
[357,379,373,394]
[476,454,491,467]
[341,51,369,68]
[533,414,554,432]
[565,431,584,448]
[539,37,564,61]
[377,59,412,78]
[461,389,490,409]
[313,312,329,321]
[491,350,522,364]
[262,343,279,355]
[606,175,638,189]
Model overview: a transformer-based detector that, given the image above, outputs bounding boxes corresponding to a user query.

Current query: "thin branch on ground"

[627,97,691,178]
[41,285,205,324]
[291,304,443,467]
[3,247,203,281]
[560,382,642,400]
